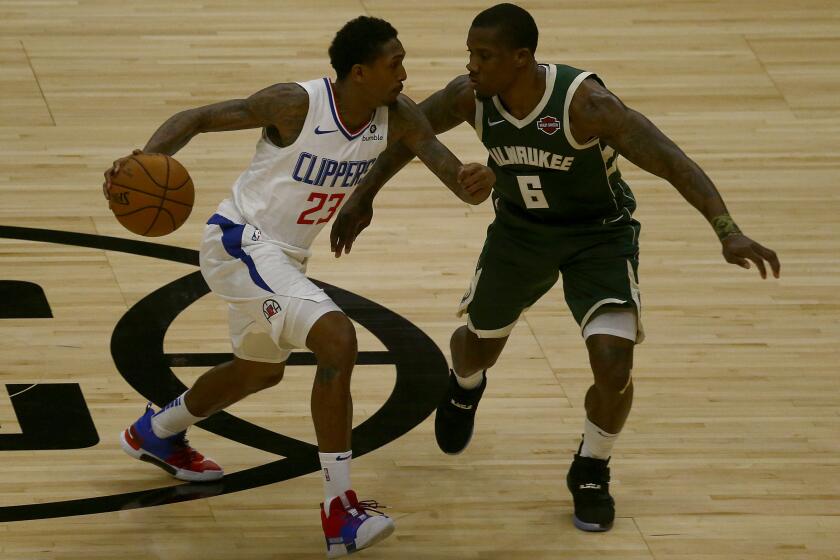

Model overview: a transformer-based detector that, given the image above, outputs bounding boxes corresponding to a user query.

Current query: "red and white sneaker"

[120,403,223,482]
[321,490,395,558]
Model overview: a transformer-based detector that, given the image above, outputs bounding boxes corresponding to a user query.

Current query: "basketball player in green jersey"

[331,3,780,532]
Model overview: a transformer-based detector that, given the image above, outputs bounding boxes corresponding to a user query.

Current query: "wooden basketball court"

[1,1,839,558]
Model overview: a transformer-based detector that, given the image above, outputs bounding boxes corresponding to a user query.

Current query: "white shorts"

[199,211,341,363]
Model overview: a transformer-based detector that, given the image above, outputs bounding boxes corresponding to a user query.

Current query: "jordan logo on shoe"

[450,399,473,410]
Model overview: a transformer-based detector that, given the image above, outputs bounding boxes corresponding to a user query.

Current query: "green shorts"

[457,199,644,342]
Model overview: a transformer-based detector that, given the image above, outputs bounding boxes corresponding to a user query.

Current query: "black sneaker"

[434,370,487,454]
[566,446,615,532]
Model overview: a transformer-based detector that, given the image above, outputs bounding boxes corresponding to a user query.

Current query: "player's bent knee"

[453,326,508,370]
[587,336,634,393]
[253,366,285,389]
[307,311,357,365]
[595,366,632,395]
[232,358,286,392]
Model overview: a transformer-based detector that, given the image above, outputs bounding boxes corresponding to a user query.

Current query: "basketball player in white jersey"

[102,16,494,558]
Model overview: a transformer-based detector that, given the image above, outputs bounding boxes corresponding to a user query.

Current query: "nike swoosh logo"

[314,126,338,135]
[335,453,352,461]
[487,118,506,127]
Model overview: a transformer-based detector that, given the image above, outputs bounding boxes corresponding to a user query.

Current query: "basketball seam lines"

[164,153,170,188]
[108,182,193,207]
[131,156,190,191]
[154,158,176,233]
[158,207,177,230]
[130,156,168,189]
[112,206,166,218]
[144,157,170,236]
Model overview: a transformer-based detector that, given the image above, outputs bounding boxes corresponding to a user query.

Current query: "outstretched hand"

[721,234,780,279]
[457,163,494,204]
[330,196,373,258]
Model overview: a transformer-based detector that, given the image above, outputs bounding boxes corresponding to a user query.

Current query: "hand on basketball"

[330,196,373,258]
[102,149,144,204]
[721,234,781,279]
[457,163,494,205]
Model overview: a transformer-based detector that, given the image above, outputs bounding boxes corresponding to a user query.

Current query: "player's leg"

[450,325,507,378]
[297,308,394,557]
[561,219,642,532]
[121,217,294,482]
[584,327,635,435]
[184,356,286,416]
[120,317,290,482]
[435,327,507,454]
[305,310,356,453]
[211,215,392,555]
[437,217,559,454]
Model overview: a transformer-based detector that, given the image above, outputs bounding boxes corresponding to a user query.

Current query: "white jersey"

[215,77,389,254]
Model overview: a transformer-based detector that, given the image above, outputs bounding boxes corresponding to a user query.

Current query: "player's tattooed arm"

[569,77,779,278]
[105,84,308,193]
[330,84,485,258]
[142,83,309,154]
[346,76,478,206]
[389,93,493,205]
[421,75,477,133]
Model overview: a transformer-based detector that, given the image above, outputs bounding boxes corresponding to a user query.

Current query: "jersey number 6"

[516,175,549,209]
[297,192,346,225]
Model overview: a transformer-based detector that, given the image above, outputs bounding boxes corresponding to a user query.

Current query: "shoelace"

[170,434,203,463]
[356,500,388,515]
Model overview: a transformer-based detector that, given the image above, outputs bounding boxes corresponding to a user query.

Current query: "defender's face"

[362,38,407,105]
[466,26,517,97]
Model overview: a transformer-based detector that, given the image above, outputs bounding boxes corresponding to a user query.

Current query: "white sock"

[151,391,205,438]
[453,368,484,390]
[580,418,619,460]
[319,450,352,513]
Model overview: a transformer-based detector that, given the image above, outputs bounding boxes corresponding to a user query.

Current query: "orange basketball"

[107,153,194,237]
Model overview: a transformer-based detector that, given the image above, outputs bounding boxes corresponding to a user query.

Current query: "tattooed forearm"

[143,83,305,156]
[390,93,471,202]
[411,136,465,199]
[711,214,742,240]
[573,78,742,239]
[352,80,475,206]
[143,110,203,155]
[352,143,416,204]
[609,109,729,221]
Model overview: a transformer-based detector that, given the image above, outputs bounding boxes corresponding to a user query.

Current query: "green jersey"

[475,64,636,224]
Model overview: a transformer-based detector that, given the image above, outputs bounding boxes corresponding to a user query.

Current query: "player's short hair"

[471,3,538,55]
[329,16,399,80]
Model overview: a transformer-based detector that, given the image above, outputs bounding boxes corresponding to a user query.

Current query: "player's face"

[362,38,407,105]
[466,26,518,97]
